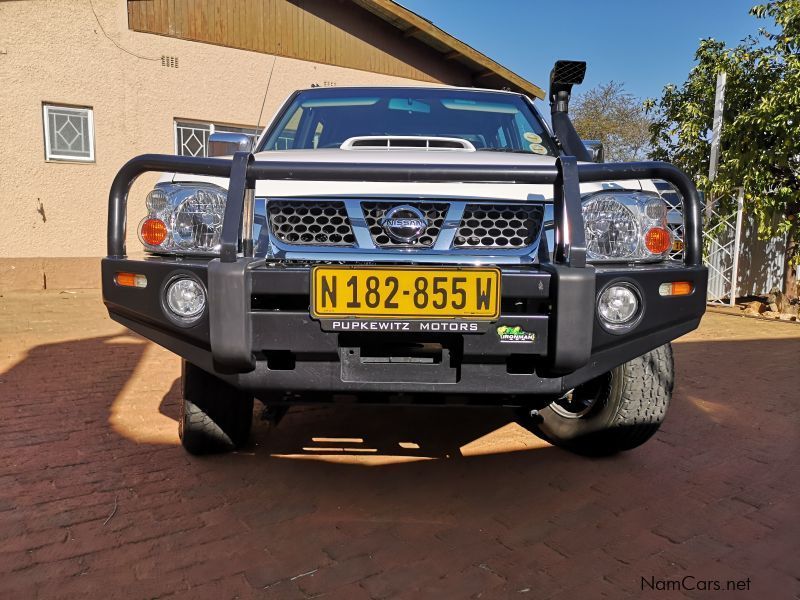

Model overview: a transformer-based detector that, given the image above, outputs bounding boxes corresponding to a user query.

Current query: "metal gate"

[655,182,744,305]
[702,191,744,305]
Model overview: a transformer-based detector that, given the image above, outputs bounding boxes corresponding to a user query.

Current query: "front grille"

[362,202,447,248]
[263,198,545,254]
[454,204,544,248]
[268,200,355,246]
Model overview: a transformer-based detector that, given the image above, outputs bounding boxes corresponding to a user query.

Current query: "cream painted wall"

[0,0,435,264]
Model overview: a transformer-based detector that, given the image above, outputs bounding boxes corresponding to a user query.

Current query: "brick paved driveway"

[1,291,798,599]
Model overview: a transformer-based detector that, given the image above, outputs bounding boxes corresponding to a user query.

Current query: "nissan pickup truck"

[102,61,707,456]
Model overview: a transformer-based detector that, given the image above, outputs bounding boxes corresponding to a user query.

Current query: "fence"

[655,182,787,304]
[703,191,745,305]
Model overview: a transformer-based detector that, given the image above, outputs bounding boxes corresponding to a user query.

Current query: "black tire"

[534,344,674,456]
[179,361,254,455]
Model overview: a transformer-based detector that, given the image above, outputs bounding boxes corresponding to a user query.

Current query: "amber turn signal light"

[658,281,693,296]
[140,218,168,246]
[644,227,671,254]
[115,272,147,288]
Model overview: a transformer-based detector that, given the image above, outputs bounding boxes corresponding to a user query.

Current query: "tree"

[571,82,652,162]
[646,0,800,298]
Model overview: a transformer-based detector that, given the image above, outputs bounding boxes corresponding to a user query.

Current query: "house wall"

[0,0,447,290]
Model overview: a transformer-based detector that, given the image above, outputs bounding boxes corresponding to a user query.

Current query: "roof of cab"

[293,85,528,97]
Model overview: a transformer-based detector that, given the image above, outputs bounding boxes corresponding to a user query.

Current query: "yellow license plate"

[311,266,500,319]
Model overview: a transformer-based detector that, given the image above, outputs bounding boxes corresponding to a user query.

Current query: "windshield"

[260,88,557,156]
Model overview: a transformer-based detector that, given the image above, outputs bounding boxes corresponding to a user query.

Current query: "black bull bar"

[106,153,704,377]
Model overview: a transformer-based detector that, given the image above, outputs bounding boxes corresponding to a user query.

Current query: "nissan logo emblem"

[380,205,429,243]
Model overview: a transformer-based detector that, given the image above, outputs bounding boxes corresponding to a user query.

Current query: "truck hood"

[169,149,644,200]
[248,148,561,166]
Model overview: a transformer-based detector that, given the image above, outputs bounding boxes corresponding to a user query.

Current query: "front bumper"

[102,257,707,401]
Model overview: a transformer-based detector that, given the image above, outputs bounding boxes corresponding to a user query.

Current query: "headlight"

[171,189,226,250]
[581,191,671,262]
[139,184,227,254]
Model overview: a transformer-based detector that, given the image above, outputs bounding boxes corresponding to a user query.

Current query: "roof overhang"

[351,0,545,100]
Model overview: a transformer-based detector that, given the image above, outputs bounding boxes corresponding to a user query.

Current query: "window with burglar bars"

[43,104,95,162]
[174,120,260,157]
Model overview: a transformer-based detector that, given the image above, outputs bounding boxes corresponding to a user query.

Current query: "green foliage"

[571,82,652,162]
[647,0,800,263]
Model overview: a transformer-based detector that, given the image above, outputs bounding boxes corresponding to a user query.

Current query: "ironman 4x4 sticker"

[496,325,536,343]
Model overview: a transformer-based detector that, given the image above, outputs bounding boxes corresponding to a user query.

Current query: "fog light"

[165,278,206,320]
[598,284,639,326]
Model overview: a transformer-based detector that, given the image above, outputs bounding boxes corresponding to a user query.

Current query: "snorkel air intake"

[549,60,591,162]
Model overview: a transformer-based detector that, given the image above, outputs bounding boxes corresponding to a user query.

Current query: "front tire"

[179,361,254,455]
[534,344,674,456]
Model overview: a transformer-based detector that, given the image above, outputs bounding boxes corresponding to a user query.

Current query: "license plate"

[311,266,500,319]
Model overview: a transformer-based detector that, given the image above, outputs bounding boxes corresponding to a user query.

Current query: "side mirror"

[583,140,604,163]
[208,132,253,157]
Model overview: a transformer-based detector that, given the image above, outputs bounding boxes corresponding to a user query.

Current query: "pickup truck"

[102,61,707,456]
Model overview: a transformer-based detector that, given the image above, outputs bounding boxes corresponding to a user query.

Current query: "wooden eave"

[351,0,545,99]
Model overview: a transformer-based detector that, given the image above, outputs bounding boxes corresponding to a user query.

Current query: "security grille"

[655,181,756,304]
[268,200,355,246]
[43,104,94,162]
[174,120,259,157]
[362,202,447,248]
[654,180,685,261]
[703,202,741,304]
[454,204,544,249]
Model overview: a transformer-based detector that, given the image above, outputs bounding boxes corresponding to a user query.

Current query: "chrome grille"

[268,200,355,246]
[454,204,544,248]
[262,198,546,257]
[362,202,447,248]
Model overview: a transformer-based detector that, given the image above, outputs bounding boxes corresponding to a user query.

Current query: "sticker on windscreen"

[497,325,536,343]
[529,143,548,155]
[523,132,542,144]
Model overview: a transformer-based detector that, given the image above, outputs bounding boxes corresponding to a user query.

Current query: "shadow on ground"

[1,330,798,598]
[2,331,798,468]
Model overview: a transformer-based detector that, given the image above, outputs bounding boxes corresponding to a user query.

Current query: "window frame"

[42,103,95,163]
[173,119,260,157]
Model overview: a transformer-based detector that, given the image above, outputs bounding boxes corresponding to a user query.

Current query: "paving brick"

[295,555,383,596]
[604,552,688,596]
[602,530,673,565]
[1,292,799,599]
[415,563,507,599]
[243,545,333,590]
[360,562,439,599]
[0,548,35,573]
[659,534,735,571]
